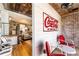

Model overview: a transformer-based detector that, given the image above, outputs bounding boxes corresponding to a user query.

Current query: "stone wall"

[61,12,79,47]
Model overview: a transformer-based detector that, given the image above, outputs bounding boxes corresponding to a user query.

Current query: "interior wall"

[62,12,79,47]
[1,10,9,35]
[34,3,61,55]
[0,4,4,36]
[0,4,4,10]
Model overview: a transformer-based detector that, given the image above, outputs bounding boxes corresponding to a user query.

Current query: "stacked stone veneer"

[61,12,79,47]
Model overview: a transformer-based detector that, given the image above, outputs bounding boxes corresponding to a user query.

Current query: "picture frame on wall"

[43,12,58,32]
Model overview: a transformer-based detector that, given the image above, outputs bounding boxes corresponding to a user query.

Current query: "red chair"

[45,41,65,56]
[57,35,75,48]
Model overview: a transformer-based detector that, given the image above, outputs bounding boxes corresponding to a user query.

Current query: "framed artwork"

[43,12,58,32]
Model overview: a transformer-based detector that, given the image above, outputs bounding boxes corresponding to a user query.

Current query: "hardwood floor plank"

[12,40,32,56]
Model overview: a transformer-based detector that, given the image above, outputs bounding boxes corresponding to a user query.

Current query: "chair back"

[57,35,65,44]
[45,41,50,56]
[45,41,65,56]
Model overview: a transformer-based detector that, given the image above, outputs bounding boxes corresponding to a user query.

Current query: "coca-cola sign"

[43,12,58,32]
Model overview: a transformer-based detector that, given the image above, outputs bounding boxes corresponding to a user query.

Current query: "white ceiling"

[7,10,32,25]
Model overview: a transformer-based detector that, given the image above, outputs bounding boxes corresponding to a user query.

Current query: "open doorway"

[0,3,32,56]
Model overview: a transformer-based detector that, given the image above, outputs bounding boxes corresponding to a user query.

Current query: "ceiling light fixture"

[61,3,73,9]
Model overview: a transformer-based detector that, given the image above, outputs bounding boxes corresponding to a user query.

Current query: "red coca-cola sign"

[43,12,58,32]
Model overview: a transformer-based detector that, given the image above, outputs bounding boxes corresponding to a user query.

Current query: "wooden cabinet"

[9,20,32,36]
[9,20,20,35]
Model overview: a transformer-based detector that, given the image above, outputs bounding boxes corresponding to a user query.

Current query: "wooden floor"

[11,40,32,56]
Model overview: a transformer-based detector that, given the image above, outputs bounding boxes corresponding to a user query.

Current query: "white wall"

[34,3,61,55]
[1,10,9,35]
[0,4,4,10]
[0,4,4,36]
